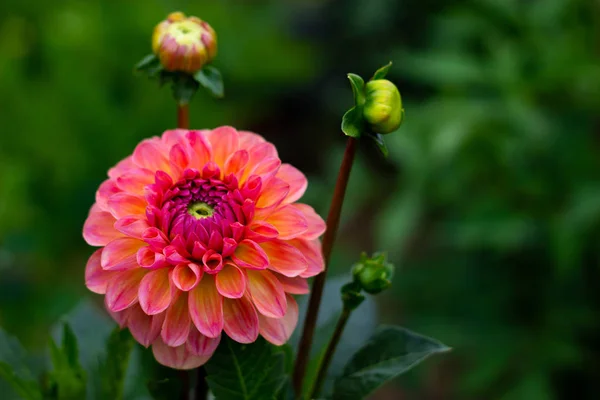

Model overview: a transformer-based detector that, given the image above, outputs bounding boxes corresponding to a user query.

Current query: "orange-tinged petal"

[238,130,266,148]
[83,210,122,246]
[187,327,220,356]
[245,221,279,243]
[115,168,154,195]
[85,249,117,294]
[274,273,310,295]
[277,164,308,204]
[114,217,150,240]
[260,239,308,277]
[108,193,147,219]
[139,268,172,315]
[101,238,146,271]
[106,268,146,312]
[206,126,239,168]
[132,138,170,172]
[231,239,268,270]
[96,179,120,210]
[291,238,325,278]
[256,178,289,209]
[215,263,246,298]
[259,294,299,346]
[223,149,249,178]
[246,269,287,318]
[127,304,165,347]
[222,296,259,344]
[152,337,210,370]
[161,292,191,347]
[187,130,212,170]
[265,205,308,240]
[292,203,326,240]
[189,275,223,338]
[172,263,202,291]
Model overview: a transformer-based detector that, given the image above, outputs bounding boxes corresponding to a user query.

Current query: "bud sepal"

[351,252,394,295]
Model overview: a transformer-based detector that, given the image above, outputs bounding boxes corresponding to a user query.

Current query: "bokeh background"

[1,0,600,398]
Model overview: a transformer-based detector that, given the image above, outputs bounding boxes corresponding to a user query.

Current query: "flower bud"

[363,79,403,134]
[152,12,217,74]
[352,252,394,295]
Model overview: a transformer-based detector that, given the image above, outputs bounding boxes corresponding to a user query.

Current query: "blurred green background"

[1,0,600,398]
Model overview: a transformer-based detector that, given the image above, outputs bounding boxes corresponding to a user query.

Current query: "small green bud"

[352,252,394,295]
[363,80,403,134]
[341,282,365,311]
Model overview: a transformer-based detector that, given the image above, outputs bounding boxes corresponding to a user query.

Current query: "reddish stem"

[178,104,190,129]
[292,137,358,395]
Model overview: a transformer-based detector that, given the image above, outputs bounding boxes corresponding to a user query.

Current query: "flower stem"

[293,137,358,395]
[310,306,351,398]
[178,104,190,129]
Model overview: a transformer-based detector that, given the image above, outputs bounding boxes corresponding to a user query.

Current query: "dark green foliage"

[0,329,42,400]
[46,324,86,400]
[97,328,134,400]
[205,337,287,400]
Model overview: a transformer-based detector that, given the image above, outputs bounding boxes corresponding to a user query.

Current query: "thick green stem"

[310,307,351,398]
[293,137,358,395]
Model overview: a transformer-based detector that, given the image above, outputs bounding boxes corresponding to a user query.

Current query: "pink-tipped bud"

[152,11,217,74]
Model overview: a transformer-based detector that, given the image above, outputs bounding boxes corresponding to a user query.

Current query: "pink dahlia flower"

[83,127,325,369]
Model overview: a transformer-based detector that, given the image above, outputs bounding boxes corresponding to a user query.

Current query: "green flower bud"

[363,79,403,134]
[352,252,394,295]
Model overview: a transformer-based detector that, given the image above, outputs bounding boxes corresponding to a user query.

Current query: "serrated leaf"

[172,73,200,105]
[194,66,225,98]
[347,73,365,106]
[48,324,87,400]
[371,62,392,80]
[98,328,134,400]
[205,337,286,400]
[341,107,364,138]
[332,326,450,400]
[367,132,389,158]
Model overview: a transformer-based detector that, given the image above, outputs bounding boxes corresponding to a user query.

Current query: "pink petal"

[275,274,310,294]
[169,144,189,179]
[132,138,170,173]
[187,130,212,170]
[85,249,116,294]
[247,157,281,183]
[139,268,172,315]
[259,294,299,346]
[265,205,308,240]
[231,239,268,270]
[127,304,165,347]
[260,239,308,277]
[224,149,249,177]
[238,130,266,148]
[115,168,154,195]
[277,164,308,204]
[172,263,202,291]
[246,269,287,318]
[161,292,191,347]
[189,275,223,338]
[290,238,325,278]
[96,179,120,210]
[256,178,290,209]
[152,337,210,370]
[202,250,223,274]
[222,296,259,344]
[114,217,150,240]
[108,157,136,179]
[83,209,122,246]
[107,193,147,219]
[206,126,239,169]
[186,327,221,356]
[292,204,326,240]
[101,238,145,271]
[215,263,246,299]
[105,299,129,327]
[106,269,146,312]
[245,221,279,243]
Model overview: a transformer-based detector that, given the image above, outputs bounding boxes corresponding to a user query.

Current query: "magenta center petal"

[144,166,258,273]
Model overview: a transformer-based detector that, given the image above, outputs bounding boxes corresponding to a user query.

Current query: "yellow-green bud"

[352,252,394,295]
[152,12,217,74]
[363,79,403,134]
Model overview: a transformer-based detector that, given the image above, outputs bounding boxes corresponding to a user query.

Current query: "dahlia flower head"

[83,127,325,369]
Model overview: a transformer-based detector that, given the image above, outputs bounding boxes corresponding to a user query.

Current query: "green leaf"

[341,107,364,138]
[98,328,134,400]
[194,66,225,98]
[347,73,365,106]
[47,324,87,400]
[205,337,286,400]
[171,73,200,105]
[0,362,42,400]
[332,326,450,400]
[371,62,392,80]
[366,132,389,158]
[134,54,162,77]
[0,329,42,400]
